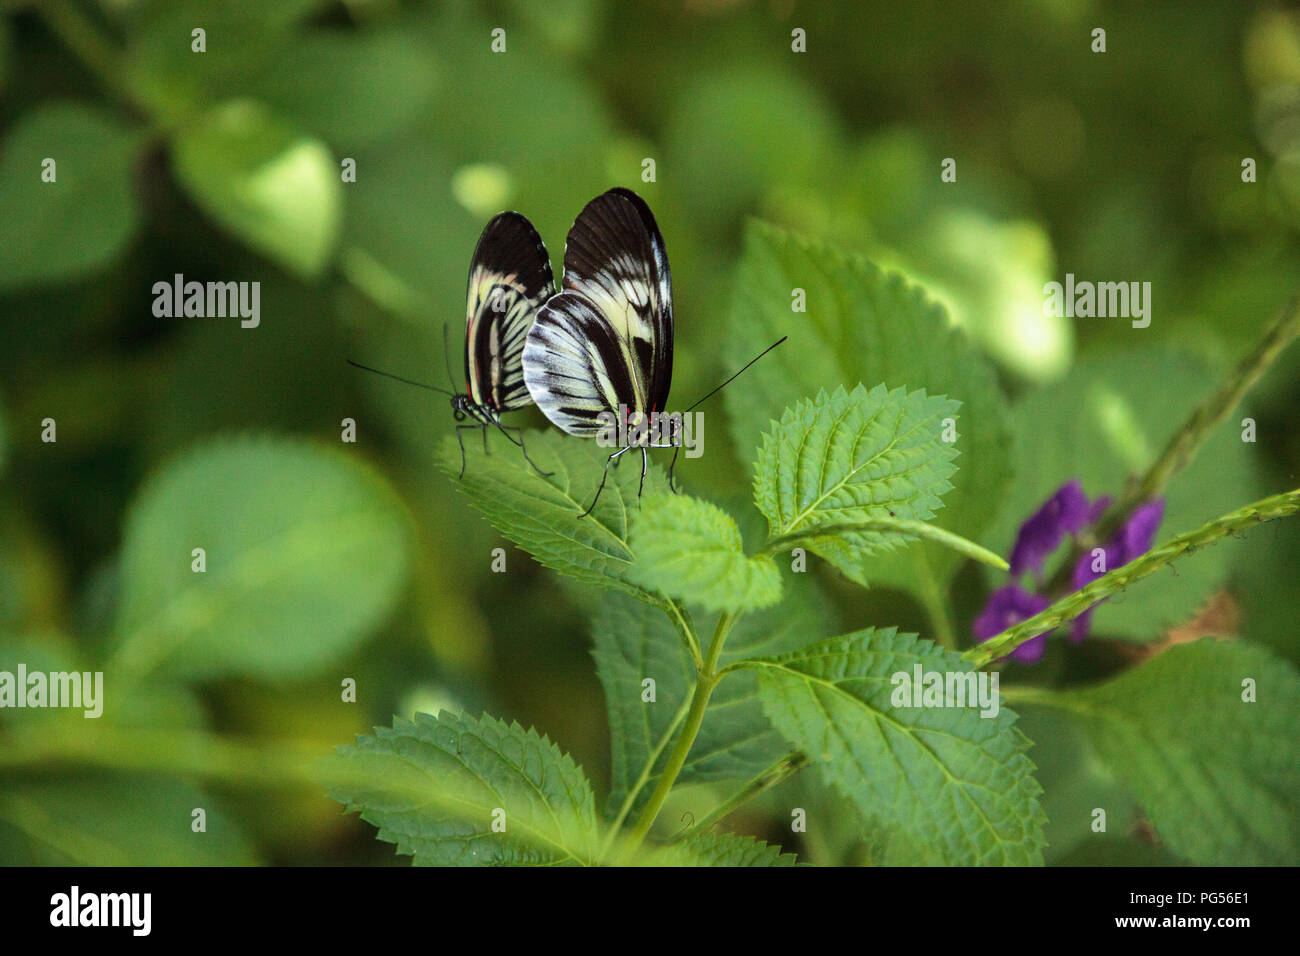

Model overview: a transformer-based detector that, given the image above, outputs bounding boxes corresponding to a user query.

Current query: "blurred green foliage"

[2,0,1299,865]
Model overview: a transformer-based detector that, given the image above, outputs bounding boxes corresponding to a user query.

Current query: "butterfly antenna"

[683,336,788,412]
[442,323,459,392]
[347,359,455,396]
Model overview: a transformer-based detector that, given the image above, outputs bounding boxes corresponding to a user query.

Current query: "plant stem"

[664,599,704,671]
[675,752,809,841]
[965,487,1300,667]
[599,695,692,858]
[1047,292,1300,594]
[764,518,1008,571]
[620,611,737,856]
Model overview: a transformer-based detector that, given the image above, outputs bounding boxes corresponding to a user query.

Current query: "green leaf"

[985,348,1263,640]
[0,774,257,866]
[0,103,141,290]
[247,29,440,149]
[727,223,1011,601]
[111,435,410,679]
[440,429,671,605]
[170,100,341,278]
[653,831,798,867]
[629,493,781,612]
[1017,639,1300,865]
[124,0,326,120]
[328,711,599,866]
[749,628,1046,865]
[596,585,832,818]
[754,383,959,584]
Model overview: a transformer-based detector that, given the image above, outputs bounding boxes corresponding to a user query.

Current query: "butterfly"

[523,187,784,516]
[350,210,556,477]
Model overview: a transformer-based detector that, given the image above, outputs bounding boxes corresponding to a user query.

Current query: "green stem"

[764,518,1008,571]
[620,611,738,856]
[675,752,809,841]
[664,599,704,671]
[1047,292,1300,593]
[965,487,1300,667]
[599,695,692,858]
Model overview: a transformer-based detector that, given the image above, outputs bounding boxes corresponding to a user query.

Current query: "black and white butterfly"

[350,211,555,477]
[523,188,784,515]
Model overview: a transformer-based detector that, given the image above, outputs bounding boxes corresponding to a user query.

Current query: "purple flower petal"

[973,584,1052,663]
[1117,499,1165,564]
[1009,480,1092,575]
[1010,634,1048,664]
[1066,498,1165,642]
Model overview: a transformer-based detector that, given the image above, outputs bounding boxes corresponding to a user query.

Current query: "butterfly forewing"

[465,212,555,413]
[524,188,674,436]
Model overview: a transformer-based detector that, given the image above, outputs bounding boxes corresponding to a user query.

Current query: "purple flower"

[1068,499,1165,641]
[1008,480,1093,576]
[976,482,1166,661]
[973,585,1052,663]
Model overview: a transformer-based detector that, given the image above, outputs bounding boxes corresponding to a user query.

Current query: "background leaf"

[329,710,599,866]
[751,628,1047,865]
[629,493,781,612]
[595,583,833,818]
[247,29,440,150]
[112,435,410,679]
[0,102,141,290]
[727,224,1011,606]
[1017,638,1300,865]
[0,773,258,865]
[171,100,341,278]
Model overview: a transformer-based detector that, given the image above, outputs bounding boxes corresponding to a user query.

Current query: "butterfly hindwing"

[465,212,554,413]
[524,188,673,435]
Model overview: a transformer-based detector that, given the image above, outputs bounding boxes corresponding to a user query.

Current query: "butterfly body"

[523,188,681,514]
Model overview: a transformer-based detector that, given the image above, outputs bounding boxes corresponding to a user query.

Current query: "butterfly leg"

[579,446,633,519]
[638,446,649,499]
[497,424,554,478]
[455,424,481,479]
[666,442,682,494]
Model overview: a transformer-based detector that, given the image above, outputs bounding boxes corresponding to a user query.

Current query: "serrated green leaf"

[0,776,257,866]
[754,383,959,584]
[652,831,798,867]
[111,435,410,679]
[596,586,831,819]
[0,103,141,290]
[726,223,1012,603]
[985,349,1263,641]
[328,711,599,866]
[749,628,1046,865]
[1017,639,1300,865]
[171,100,341,278]
[440,429,671,605]
[629,493,781,612]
